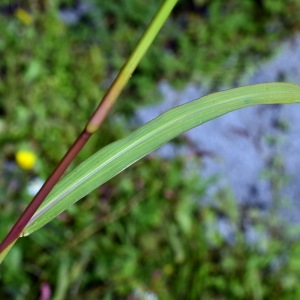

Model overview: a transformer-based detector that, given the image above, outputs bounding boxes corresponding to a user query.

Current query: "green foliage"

[2,156,300,298]
[1,0,300,169]
[151,0,300,87]
[1,0,300,298]
[0,9,113,176]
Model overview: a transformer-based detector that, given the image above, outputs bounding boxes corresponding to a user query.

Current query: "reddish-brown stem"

[0,0,178,254]
[0,130,91,251]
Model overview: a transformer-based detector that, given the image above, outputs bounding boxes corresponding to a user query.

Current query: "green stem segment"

[0,0,178,255]
[86,0,178,133]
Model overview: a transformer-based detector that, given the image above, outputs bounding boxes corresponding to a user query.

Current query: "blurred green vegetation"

[3,156,300,299]
[1,0,300,298]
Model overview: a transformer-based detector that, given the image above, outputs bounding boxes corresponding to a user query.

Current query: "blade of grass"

[22,83,300,236]
[0,0,178,257]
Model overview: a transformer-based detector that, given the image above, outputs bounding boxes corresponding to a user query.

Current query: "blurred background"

[1,0,300,299]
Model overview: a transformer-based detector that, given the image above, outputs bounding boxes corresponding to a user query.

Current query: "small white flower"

[27,177,44,196]
[133,288,158,300]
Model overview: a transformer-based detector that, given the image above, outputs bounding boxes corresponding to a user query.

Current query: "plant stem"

[86,0,178,133]
[0,0,178,255]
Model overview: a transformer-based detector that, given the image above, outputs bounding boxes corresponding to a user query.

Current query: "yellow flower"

[15,150,37,170]
[15,8,33,26]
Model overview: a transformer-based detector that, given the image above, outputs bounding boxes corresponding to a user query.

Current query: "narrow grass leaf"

[23,83,300,236]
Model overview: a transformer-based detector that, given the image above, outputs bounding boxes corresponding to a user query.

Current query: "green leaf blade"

[23,83,300,236]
